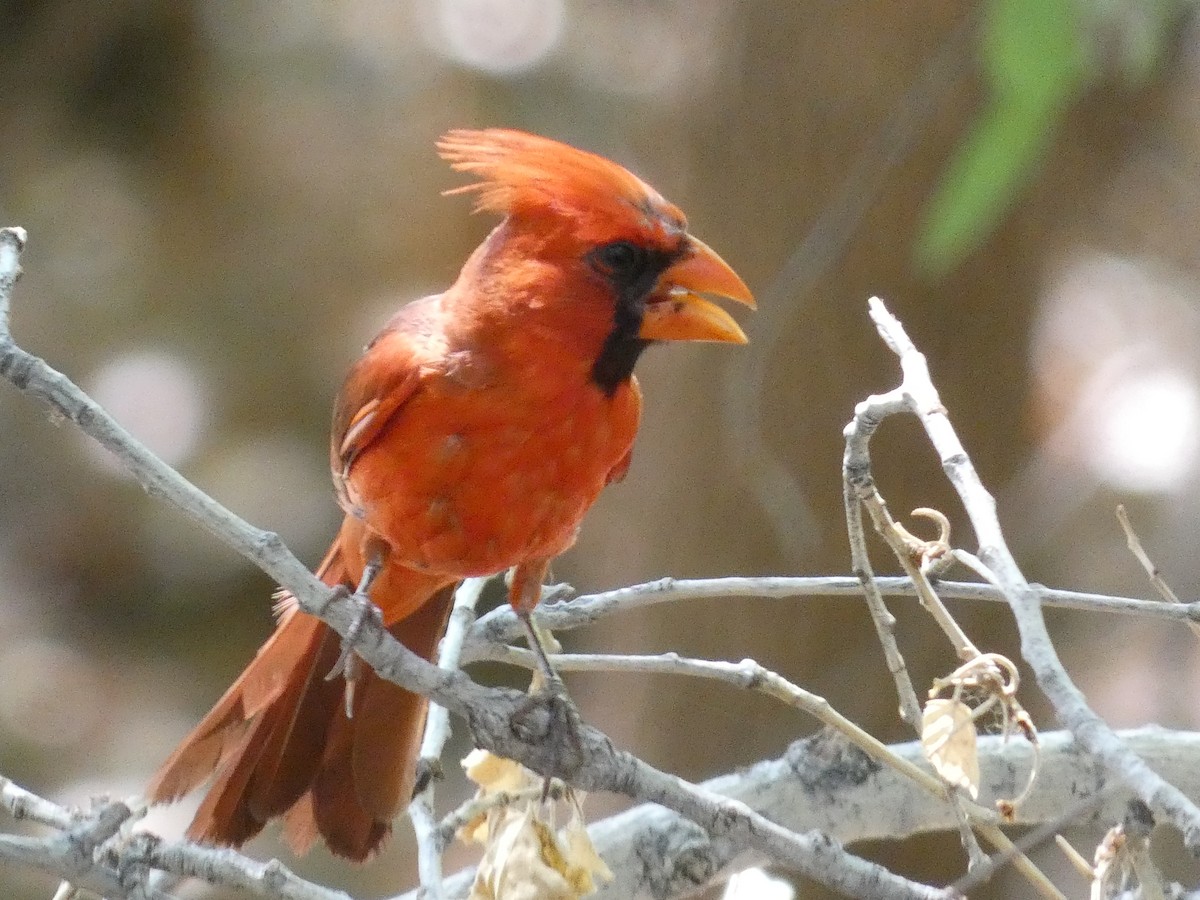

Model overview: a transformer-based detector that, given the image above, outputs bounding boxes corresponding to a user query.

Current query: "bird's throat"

[591,333,650,395]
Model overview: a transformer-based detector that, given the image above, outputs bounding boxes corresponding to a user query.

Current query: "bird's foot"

[510,673,586,779]
[324,585,385,718]
[412,757,445,798]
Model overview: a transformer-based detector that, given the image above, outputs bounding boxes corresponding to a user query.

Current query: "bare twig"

[841,352,1016,888]
[0,787,175,900]
[950,791,1115,896]
[506,652,941,832]
[1,776,73,830]
[466,575,1200,652]
[842,467,926,729]
[1056,834,1096,880]
[437,782,564,848]
[121,834,355,900]
[410,576,490,900]
[1,776,351,899]
[1116,504,1200,642]
[948,801,988,876]
[862,296,1200,850]
[855,494,979,661]
[476,645,962,806]
[849,504,1009,879]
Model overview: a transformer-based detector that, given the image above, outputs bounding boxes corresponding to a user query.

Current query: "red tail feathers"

[147,545,457,861]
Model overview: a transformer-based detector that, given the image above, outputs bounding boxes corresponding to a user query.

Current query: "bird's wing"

[330,294,445,514]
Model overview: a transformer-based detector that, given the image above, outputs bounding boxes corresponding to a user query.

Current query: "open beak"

[638,235,755,344]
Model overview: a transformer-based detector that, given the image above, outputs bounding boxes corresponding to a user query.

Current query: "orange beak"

[639,236,755,344]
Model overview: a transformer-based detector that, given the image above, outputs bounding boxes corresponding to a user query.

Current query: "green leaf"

[916,97,1060,274]
[984,0,1087,102]
[916,0,1089,274]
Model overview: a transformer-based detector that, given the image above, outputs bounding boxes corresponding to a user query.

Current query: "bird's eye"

[594,241,645,276]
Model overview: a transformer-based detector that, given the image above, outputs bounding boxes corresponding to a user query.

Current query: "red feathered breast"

[343,360,642,579]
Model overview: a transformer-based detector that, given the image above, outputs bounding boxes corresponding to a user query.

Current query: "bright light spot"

[1082,367,1200,493]
[1032,254,1200,495]
[84,350,209,473]
[0,639,99,749]
[58,774,202,843]
[424,0,564,75]
[723,867,794,900]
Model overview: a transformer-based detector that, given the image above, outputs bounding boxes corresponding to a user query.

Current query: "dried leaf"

[561,803,613,892]
[460,808,492,846]
[460,748,608,897]
[922,697,980,799]
[464,782,610,899]
[464,749,536,794]
[459,750,540,844]
[469,806,575,900]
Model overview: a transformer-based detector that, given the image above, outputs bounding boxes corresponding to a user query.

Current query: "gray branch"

[464,575,1200,658]
[855,296,1200,849]
[6,730,1200,900]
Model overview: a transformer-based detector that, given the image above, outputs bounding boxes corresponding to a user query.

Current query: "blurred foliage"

[917,0,1187,273]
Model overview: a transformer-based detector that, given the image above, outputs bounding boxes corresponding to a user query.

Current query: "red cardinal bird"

[147,129,754,861]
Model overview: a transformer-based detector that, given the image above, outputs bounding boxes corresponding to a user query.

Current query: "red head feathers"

[437,128,688,244]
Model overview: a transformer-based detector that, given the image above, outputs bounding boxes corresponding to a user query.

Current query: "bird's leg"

[508,560,585,777]
[509,559,560,685]
[515,609,562,690]
[325,542,387,718]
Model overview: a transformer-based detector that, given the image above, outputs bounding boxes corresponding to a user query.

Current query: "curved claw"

[510,674,585,780]
[324,587,385,719]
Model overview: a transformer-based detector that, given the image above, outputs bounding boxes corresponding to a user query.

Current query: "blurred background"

[2,1,1200,897]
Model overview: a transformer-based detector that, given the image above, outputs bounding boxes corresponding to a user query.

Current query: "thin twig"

[476,644,960,807]
[1055,834,1095,880]
[949,796,987,872]
[1,776,73,830]
[863,296,1200,850]
[842,463,925,729]
[410,576,490,900]
[436,783,564,849]
[465,575,1200,653]
[0,790,175,900]
[121,834,355,900]
[862,502,980,660]
[849,501,998,876]
[950,791,1114,896]
[1115,504,1200,642]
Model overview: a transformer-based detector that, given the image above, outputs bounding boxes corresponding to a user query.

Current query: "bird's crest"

[437,129,683,234]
